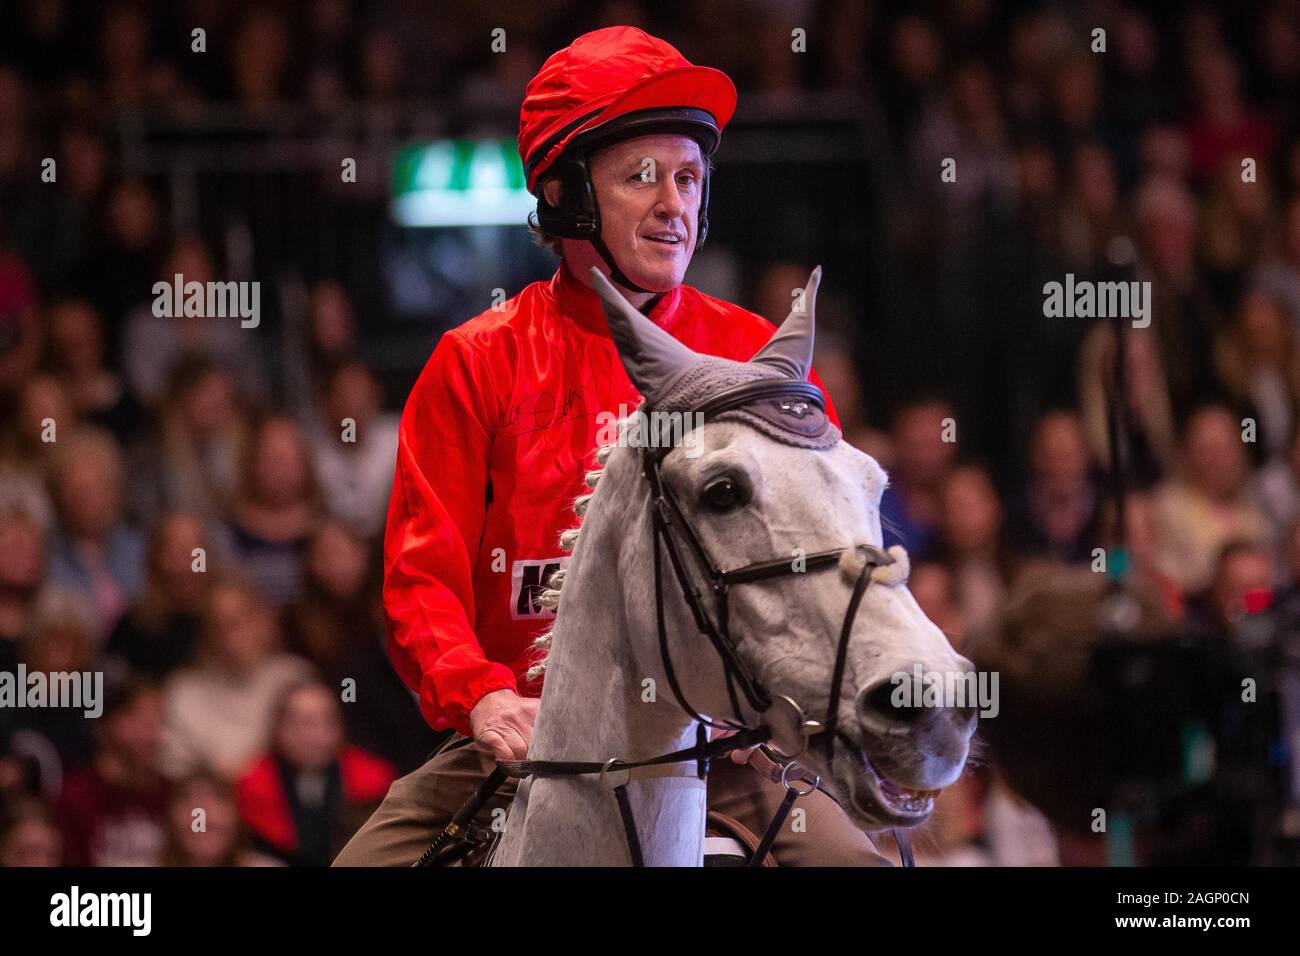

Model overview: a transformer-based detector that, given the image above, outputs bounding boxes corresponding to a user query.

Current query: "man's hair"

[527,185,564,258]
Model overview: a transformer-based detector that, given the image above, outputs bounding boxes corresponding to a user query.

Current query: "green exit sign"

[391,139,535,227]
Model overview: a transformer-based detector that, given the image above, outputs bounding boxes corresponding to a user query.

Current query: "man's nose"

[653,176,685,219]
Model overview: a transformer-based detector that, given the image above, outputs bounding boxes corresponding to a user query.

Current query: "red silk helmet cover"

[518,26,737,193]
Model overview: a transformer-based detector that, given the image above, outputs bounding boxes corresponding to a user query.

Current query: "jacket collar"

[547,259,684,335]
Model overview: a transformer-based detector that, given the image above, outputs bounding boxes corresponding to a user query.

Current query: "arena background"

[1,0,1298,867]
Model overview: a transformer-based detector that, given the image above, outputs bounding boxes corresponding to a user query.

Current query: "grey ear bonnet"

[589,267,839,450]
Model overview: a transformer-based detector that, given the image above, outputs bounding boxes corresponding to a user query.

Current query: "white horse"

[490,267,976,866]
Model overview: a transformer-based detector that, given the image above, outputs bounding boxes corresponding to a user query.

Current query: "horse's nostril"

[859,679,925,725]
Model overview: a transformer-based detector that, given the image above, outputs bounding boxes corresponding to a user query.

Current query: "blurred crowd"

[3,0,1300,866]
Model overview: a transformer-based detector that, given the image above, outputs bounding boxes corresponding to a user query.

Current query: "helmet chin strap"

[589,227,652,295]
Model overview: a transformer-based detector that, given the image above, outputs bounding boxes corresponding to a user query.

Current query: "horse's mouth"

[834,733,939,828]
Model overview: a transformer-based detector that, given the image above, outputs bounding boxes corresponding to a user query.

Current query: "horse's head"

[588,266,976,831]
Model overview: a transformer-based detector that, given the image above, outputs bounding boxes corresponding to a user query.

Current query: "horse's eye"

[701,477,748,512]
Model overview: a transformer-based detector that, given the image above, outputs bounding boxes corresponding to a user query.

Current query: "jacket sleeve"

[383,329,517,736]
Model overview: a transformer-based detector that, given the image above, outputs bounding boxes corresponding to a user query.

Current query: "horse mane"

[524,432,619,681]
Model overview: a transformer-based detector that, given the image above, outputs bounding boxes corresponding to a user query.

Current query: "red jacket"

[385,261,839,735]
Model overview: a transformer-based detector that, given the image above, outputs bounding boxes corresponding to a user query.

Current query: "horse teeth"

[879,778,937,803]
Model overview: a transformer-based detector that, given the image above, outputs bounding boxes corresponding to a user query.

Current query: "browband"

[694,378,825,418]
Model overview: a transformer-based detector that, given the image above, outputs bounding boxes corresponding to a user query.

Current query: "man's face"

[563,133,705,294]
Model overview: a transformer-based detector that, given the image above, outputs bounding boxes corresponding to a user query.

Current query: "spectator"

[1152,405,1273,593]
[161,577,312,780]
[1132,175,1222,419]
[1183,46,1276,186]
[46,297,139,446]
[122,238,269,408]
[0,506,46,668]
[45,425,144,638]
[879,399,957,560]
[0,373,72,530]
[121,235,268,409]
[1214,290,1300,461]
[358,28,405,102]
[287,519,440,772]
[99,2,153,107]
[308,360,398,539]
[282,280,359,426]
[59,680,169,866]
[20,124,109,292]
[1007,411,1101,563]
[1199,159,1279,310]
[7,588,101,781]
[1183,539,1276,642]
[231,8,292,108]
[883,15,945,142]
[0,798,63,866]
[1257,429,1300,539]
[159,773,279,866]
[935,464,1012,635]
[0,724,38,802]
[80,178,166,342]
[1252,196,1300,330]
[1059,144,1128,274]
[128,356,245,532]
[221,414,321,608]
[236,680,395,866]
[0,246,40,403]
[105,512,210,681]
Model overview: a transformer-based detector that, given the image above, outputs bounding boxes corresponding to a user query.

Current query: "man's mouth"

[643,231,684,246]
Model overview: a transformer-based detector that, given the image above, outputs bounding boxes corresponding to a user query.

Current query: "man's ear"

[542,177,563,207]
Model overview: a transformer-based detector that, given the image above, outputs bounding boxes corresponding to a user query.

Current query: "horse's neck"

[496,465,706,866]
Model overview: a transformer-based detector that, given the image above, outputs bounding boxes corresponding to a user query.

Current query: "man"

[335,26,889,866]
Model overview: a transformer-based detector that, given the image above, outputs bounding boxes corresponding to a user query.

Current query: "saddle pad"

[703,835,749,865]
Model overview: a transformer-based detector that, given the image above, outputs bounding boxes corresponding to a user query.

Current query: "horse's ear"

[589,266,698,403]
[751,265,821,380]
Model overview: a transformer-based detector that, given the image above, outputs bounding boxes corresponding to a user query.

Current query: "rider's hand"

[469,689,540,761]
[709,726,760,765]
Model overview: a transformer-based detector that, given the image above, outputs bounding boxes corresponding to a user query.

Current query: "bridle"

[417,376,913,867]
[641,377,897,766]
